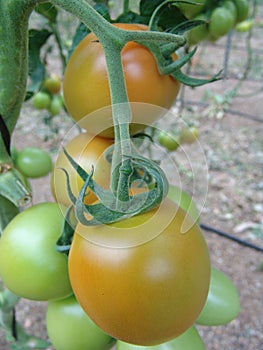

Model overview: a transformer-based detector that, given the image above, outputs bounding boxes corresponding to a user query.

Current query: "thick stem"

[0,0,36,206]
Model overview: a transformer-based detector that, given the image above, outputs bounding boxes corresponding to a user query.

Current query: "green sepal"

[56,205,76,255]
[172,68,223,87]
[160,46,197,74]
[62,146,169,226]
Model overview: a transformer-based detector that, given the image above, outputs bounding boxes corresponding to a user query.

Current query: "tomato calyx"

[61,146,169,227]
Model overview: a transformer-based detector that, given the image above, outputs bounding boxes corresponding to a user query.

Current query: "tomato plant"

[196,267,240,326]
[63,23,180,137]
[46,295,115,350]
[68,198,210,345]
[15,147,53,178]
[116,326,205,350]
[52,132,113,207]
[0,202,72,301]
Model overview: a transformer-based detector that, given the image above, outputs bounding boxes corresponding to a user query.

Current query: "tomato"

[196,267,240,326]
[235,19,253,32]
[46,295,115,350]
[0,202,72,301]
[32,91,51,110]
[233,0,249,23]
[48,95,63,116]
[43,73,62,94]
[63,23,180,137]
[179,125,199,144]
[178,0,206,19]
[52,132,113,207]
[157,130,180,151]
[187,14,209,46]
[222,0,238,22]
[209,7,235,39]
[15,147,52,178]
[68,198,210,345]
[167,185,200,223]
[116,326,205,350]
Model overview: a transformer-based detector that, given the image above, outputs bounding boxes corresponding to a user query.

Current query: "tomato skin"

[68,198,210,345]
[48,95,63,116]
[167,185,200,223]
[196,267,240,326]
[32,91,51,110]
[209,7,235,39]
[43,73,61,95]
[179,125,199,144]
[46,295,115,350]
[116,326,205,350]
[15,147,52,178]
[187,14,209,46]
[178,0,206,19]
[233,0,249,23]
[0,203,72,301]
[51,132,113,207]
[63,23,180,137]
[157,130,179,151]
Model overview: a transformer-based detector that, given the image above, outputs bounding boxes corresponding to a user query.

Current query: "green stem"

[0,0,37,206]
[49,22,67,70]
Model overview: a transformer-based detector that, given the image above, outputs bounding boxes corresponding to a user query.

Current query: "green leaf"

[27,29,52,99]
[169,18,206,35]
[115,11,146,24]
[34,2,58,23]
[140,0,164,17]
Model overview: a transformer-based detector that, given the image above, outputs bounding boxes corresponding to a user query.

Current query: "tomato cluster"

[182,0,250,46]
[0,18,241,350]
[32,73,64,116]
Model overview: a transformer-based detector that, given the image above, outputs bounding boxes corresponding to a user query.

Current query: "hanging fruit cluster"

[180,0,250,46]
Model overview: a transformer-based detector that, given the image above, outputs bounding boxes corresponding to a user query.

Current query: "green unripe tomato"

[32,91,51,110]
[179,0,206,19]
[209,7,235,39]
[222,0,238,22]
[43,73,62,94]
[157,130,180,151]
[196,267,240,326]
[46,295,115,350]
[179,125,199,144]
[233,0,249,23]
[187,14,209,46]
[0,202,72,301]
[116,326,205,350]
[48,95,63,116]
[235,19,253,32]
[167,185,200,223]
[15,147,52,178]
